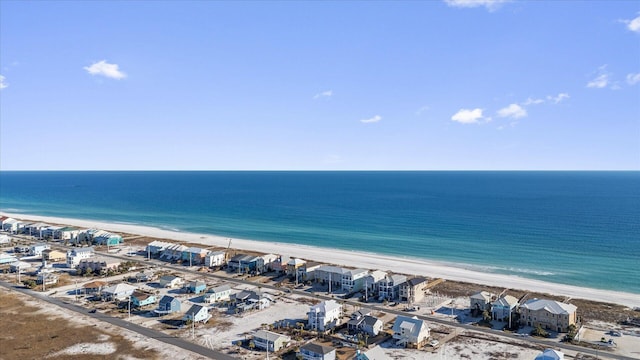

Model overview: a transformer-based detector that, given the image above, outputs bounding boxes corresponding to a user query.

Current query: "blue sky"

[1,0,639,170]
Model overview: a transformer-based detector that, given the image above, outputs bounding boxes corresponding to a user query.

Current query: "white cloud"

[444,0,508,10]
[587,65,611,89]
[83,60,127,80]
[313,90,333,99]
[626,73,640,85]
[547,93,570,103]
[622,14,640,33]
[522,97,544,105]
[451,108,485,124]
[0,75,7,90]
[360,115,382,124]
[497,104,527,119]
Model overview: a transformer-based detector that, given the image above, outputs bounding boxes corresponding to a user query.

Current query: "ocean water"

[0,171,638,294]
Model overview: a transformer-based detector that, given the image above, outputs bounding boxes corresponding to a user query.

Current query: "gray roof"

[406,277,427,286]
[363,315,381,326]
[521,299,576,315]
[254,330,290,342]
[159,295,179,305]
[185,304,207,316]
[301,342,335,355]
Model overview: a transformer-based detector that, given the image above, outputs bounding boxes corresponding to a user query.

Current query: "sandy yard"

[0,286,210,360]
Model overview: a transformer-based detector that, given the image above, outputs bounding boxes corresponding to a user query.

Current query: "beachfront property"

[156,295,181,315]
[42,249,66,262]
[182,247,208,265]
[185,280,207,294]
[341,268,369,293]
[160,244,188,261]
[204,250,226,267]
[77,257,121,274]
[146,240,174,256]
[59,226,80,242]
[519,299,577,333]
[399,276,428,304]
[228,253,262,274]
[89,230,123,246]
[66,247,95,268]
[1,218,22,233]
[131,291,157,307]
[202,284,231,303]
[183,304,211,323]
[29,243,50,257]
[102,283,137,301]
[260,253,279,272]
[470,291,495,314]
[535,349,565,360]
[364,270,387,293]
[41,225,64,240]
[83,280,107,295]
[491,295,519,322]
[315,265,348,290]
[159,275,183,288]
[378,274,407,301]
[36,272,59,285]
[392,315,430,349]
[299,342,336,360]
[297,261,322,282]
[308,299,343,332]
[252,330,291,352]
[347,309,384,336]
[286,258,306,277]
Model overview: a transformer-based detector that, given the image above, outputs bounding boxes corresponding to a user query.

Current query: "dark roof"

[185,304,206,316]
[301,342,335,355]
[132,291,153,301]
[407,276,428,286]
[159,295,178,304]
[363,315,381,326]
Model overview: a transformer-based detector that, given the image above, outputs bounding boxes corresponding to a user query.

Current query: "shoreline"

[2,211,639,308]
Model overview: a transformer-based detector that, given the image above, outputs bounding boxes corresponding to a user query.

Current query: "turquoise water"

[0,171,638,293]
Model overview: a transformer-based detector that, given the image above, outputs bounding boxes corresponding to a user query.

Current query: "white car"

[430,340,439,347]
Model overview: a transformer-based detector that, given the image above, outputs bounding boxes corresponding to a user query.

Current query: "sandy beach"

[3,211,639,308]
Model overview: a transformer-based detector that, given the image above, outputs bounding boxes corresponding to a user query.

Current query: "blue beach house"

[155,295,181,315]
[186,281,207,294]
[131,291,157,307]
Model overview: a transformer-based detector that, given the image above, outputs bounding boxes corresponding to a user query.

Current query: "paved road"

[0,280,236,360]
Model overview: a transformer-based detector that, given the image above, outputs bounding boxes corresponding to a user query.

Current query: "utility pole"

[75,280,78,302]
[128,298,131,319]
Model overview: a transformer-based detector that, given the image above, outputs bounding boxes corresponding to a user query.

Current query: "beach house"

[66,247,95,268]
[341,269,369,293]
[204,251,226,268]
[520,299,577,333]
[470,291,495,315]
[145,240,173,256]
[252,330,291,352]
[491,295,519,322]
[182,247,208,265]
[101,283,137,301]
[156,295,181,315]
[348,310,384,337]
[159,275,183,288]
[0,253,18,265]
[160,244,188,261]
[299,342,336,360]
[378,274,407,301]
[92,230,123,246]
[400,277,428,304]
[286,258,306,278]
[10,261,31,273]
[77,257,121,274]
[308,299,343,332]
[29,243,50,257]
[365,270,387,293]
[131,291,157,307]
[36,272,59,286]
[392,315,430,349]
[42,249,66,262]
[185,280,207,294]
[535,349,564,360]
[183,304,211,323]
[203,284,231,303]
[228,253,264,274]
[298,261,322,282]
[315,265,348,290]
[83,280,107,296]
